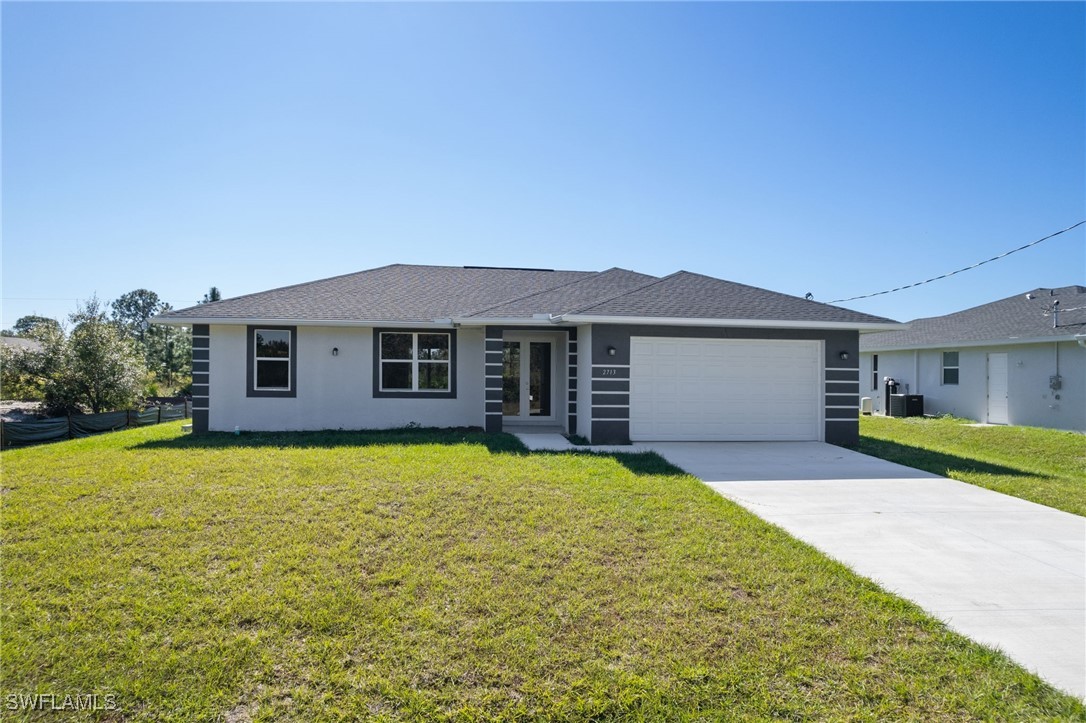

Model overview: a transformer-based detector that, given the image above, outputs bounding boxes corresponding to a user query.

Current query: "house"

[0,336,44,352]
[858,285,1086,432]
[154,264,899,445]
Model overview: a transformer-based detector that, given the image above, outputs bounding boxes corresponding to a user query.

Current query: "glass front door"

[502,338,553,419]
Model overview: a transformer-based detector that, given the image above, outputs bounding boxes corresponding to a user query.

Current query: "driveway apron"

[644,441,1086,699]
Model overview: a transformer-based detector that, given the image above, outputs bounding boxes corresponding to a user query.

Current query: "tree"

[0,322,65,400]
[144,304,192,390]
[9,315,62,341]
[44,297,147,414]
[200,286,222,304]
[111,289,163,344]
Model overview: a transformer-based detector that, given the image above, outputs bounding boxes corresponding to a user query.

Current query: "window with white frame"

[942,351,959,385]
[247,325,296,398]
[254,329,292,390]
[379,332,451,392]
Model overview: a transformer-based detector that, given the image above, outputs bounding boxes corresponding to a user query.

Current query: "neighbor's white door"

[629,337,823,441]
[987,353,1009,425]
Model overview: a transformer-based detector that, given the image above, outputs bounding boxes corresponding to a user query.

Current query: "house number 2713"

[600,368,618,376]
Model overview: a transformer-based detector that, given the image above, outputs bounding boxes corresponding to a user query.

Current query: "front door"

[987,353,1009,424]
[502,337,554,420]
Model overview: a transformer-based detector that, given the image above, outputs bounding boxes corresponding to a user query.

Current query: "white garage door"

[629,337,822,441]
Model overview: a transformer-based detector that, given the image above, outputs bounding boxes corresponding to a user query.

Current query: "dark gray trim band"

[591,420,629,445]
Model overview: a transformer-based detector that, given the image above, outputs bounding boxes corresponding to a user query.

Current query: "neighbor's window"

[942,351,959,385]
[247,326,297,398]
[872,354,879,391]
[379,332,450,392]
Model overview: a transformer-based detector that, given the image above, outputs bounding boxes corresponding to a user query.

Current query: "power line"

[828,220,1085,304]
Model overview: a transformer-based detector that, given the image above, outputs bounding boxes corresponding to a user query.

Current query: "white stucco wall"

[207,325,486,432]
[859,341,1085,431]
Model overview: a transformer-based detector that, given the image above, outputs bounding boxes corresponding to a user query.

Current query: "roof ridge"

[567,271,688,314]
[464,270,609,317]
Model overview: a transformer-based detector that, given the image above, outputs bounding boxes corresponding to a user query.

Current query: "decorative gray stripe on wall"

[193,323,209,423]
[592,392,630,406]
[592,407,629,420]
[592,379,630,392]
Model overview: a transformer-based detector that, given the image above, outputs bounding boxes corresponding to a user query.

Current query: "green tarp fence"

[0,417,69,447]
[0,402,191,449]
[129,408,162,426]
[70,411,129,438]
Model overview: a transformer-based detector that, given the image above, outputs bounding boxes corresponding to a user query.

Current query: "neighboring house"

[0,336,44,352]
[859,285,1086,432]
[154,264,898,445]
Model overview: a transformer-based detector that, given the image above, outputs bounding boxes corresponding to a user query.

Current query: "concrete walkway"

[642,442,1086,699]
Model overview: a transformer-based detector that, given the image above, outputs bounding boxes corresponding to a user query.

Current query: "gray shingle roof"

[163,264,594,322]
[570,271,897,325]
[158,264,898,326]
[860,285,1086,350]
[466,268,657,317]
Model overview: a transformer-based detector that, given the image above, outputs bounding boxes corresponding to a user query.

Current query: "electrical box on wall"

[1049,375,1062,391]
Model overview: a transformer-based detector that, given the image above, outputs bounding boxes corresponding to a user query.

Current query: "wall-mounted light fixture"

[607,346,617,357]
[838,351,850,361]
[332,347,339,356]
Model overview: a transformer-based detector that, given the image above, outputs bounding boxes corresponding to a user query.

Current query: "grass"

[2,425,1083,721]
[858,415,1086,517]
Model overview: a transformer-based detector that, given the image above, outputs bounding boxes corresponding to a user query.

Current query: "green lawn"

[3,425,1083,721]
[858,415,1086,517]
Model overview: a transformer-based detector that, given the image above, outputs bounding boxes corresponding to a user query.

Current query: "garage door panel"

[630,337,822,441]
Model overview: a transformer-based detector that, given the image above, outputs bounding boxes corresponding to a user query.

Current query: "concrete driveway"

[645,441,1086,699]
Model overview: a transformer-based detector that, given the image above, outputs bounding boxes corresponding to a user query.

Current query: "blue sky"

[3,2,1083,329]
